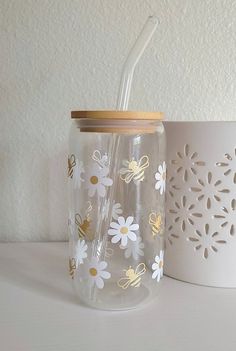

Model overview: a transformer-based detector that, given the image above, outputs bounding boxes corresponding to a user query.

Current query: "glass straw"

[90,16,159,301]
[104,15,159,255]
[104,15,159,259]
[116,15,159,110]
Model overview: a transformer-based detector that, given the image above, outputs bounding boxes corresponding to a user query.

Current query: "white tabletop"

[0,242,236,351]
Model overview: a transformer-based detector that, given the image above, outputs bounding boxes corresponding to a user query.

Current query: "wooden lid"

[71,110,163,120]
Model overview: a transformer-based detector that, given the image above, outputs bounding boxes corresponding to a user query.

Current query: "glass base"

[73,279,160,311]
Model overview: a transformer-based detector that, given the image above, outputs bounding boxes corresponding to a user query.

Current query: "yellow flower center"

[162,172,166,181]
[90,176,98,185]
[120,226,128,235]
[89,267,97,276]
[159,260,163,269]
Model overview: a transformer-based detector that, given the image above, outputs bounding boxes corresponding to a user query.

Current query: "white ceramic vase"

[164,121,236,287]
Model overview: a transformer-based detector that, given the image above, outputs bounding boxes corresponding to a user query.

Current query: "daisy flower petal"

[75,239,88,266]
[118,216,126,226]
[111,235,121,243]
[108,228,118,236]
[98,261,107,270]
[152,270,158,279]
[158,165,163,173]
[110,222,120,229]
[128,231,137,241]
[87,257,111,289]
[100,270,111,279]
[96,277,104,289]
[163,162,166,172]
[152,263,159,270]
[129,223,139,231]
[88,186,96,197]
[124,249,131,259]
[108,216,139,246]
[154,162,166,195]
[151,250,164,283]
[97,184,106,197]
[121,235,128,247]
[100,167,109,177]
[112,203,123,220]
[85,162,113,198]
[126,216,134,226]
[103,177,113,186]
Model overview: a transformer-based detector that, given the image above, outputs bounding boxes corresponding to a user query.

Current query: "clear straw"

[116,15,159,110]
[90,15,159,301]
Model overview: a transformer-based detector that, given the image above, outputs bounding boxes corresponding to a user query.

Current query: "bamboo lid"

[71,110,164,133]
[71,110,163,120]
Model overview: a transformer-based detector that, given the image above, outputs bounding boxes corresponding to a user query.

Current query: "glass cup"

[68,111,166,310]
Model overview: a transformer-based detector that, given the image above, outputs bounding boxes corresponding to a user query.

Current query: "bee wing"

[124,172,135,183]
[119,170,135,183]
[135,263,146,276]
[117,277,131,289]
[122,160,130,167]
[75,213,82,225]
[149,212,156,225]
[72,258,76,268]
[138,155,149,169]
[101,154,108,165]
[92,150,101,162]
[70,154,76,166]
[105,248,114,258]
[86,201,93,213]
[119,167,132,175]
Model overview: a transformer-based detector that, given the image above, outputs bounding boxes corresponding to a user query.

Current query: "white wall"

[1,0,236,241]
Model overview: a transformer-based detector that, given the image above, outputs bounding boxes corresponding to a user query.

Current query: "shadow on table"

[0,242,87,307]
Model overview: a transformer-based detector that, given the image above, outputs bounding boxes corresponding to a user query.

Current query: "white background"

[1,0,236,241]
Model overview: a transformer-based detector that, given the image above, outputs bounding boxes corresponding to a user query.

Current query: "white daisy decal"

[73,159,84,189]
[88,257,111,289]
[85,163,113,197]
[152,250,164,282]
[108,216,139,246]
[155,161,166,195]
[112,202,123,220]
[120,236,144,260]
[74,239,88,266]
[102,199,123,220]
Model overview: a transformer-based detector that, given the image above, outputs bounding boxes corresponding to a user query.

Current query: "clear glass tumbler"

[68,111,166,310]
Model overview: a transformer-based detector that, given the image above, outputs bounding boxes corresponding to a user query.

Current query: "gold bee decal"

[149,212,163,237]
[75,213,94,241]
[75,202,94,241]
[119,155,149,184]
[117,263,146,289]
[68,154,76,178]
[92,150,108,168]
[105,247,114,258]
[69,258,76,279]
